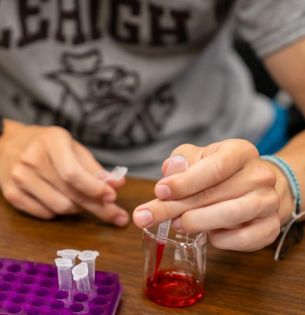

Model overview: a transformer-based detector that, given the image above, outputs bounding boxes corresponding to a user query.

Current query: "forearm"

[261,37,305,225]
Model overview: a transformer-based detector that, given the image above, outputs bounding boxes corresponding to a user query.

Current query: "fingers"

[156,140,259,200]
[135,160,277,228]
[2,185,55,220]
[42,127,115,199]
[88,202,129,227]
[0,124,128,226]
[22,145,117,206]
[208,214,281,251]
[96,169,126,189]
[161,155,189,177]
[134,187,279,230]
[74,143,119,199]
[4,164,129,226]
[171,189,279,233]
[21,128,117,201]
[20,146,127,224]
[74,142,103,175]
[11,164,80,215]
[105,177,126,189]
[133,154,189,227]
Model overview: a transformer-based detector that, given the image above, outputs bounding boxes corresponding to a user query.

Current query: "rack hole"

[101,277,114,286]
[27,308,41,315]
[32,298,44,307]
[36,288,48,297]
[55,290,68,299]
[7,264,21,273]
[46,270,57,278]
[7,305,21,314]
[97,287,111,295]
[3,274,15,282]
[50,300,65,309]
[92,296,108,305]
[70,303,84,312]
[22,276,33,284]
[89,307,104,315]
[17,285,30,294]
[26,267,38,275]
[74,293,88,302]
[40,279,52,287]
[13,294,26,303]
[0,283,11,291]
[0,292,7,301]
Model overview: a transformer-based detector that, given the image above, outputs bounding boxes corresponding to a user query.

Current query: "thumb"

[156,155,188,200]
[73,142,116,200]
[162,144,205,176]
[163,155,189,176]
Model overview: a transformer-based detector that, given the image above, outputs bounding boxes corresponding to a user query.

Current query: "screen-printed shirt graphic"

[46,49,175,147]
[0,0,225,149]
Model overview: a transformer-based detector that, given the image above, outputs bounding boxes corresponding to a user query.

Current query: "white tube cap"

[72,262,89,281]
[97,166,128,182]
[57,249,81,260]
[54,258,73,269]
[107,166,128,181]
[78,250,99,262]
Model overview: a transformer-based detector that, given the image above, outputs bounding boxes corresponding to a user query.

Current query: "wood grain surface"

[0,177,304,315]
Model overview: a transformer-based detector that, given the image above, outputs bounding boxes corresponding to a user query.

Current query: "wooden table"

[0,177,305,314]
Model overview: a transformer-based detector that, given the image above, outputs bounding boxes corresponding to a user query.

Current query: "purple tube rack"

[0,258,122,315]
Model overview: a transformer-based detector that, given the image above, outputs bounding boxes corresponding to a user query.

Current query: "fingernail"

[114,214,129,227]
[155,184,172,200]
[166,155,188,176]
[172,217,182,230]
[133,210,153,227]
[96,169,109,180]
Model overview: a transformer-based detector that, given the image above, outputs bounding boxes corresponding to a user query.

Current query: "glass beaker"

[143,226,206,307]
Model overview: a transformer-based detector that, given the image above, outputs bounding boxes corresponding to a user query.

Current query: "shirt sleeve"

[234,0,305,57]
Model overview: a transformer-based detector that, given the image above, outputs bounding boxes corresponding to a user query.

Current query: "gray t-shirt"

[0,0,305,178]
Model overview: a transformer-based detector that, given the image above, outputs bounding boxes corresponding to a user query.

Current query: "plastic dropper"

[57,249,80,266]
[54,258,73,291]
[156,156,188,242]
[157,219,171,243]
[72,262,91,292]
[154,156,188,277]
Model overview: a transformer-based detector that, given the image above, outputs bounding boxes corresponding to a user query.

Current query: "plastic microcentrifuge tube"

[97,166,128,182]
[72,262,91,292]
[57,249,80,266]
[78,250,99,286]
[54,258,73,291]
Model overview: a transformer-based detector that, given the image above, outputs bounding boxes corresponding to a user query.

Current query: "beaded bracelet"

[260,155,305,260]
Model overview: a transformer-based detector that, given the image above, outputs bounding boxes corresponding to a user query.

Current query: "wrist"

[261,159,295,225]
[1,120,53,149]
[2,117,25,132]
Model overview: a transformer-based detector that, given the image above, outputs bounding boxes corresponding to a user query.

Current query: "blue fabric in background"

[256,101,289,155]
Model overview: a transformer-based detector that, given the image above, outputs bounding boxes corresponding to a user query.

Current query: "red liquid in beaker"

[146,269,204,307]
[153,242,165,278]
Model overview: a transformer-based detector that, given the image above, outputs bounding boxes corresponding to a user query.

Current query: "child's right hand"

[0,119,129,226]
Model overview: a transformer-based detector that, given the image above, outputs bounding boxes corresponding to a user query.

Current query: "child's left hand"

[133,139,281,251]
